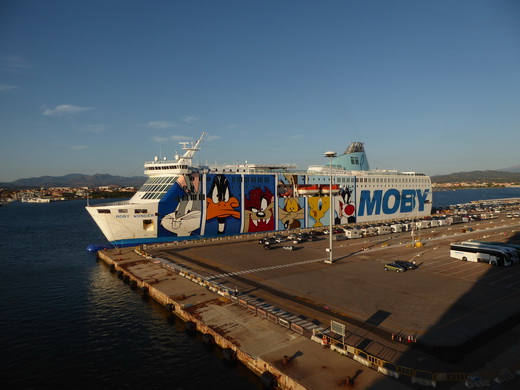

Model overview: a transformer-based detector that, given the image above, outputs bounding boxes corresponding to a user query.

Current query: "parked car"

[384,262,407,272]
[283,245,294,251]
[293,236,307,244]
[395,260,417,270]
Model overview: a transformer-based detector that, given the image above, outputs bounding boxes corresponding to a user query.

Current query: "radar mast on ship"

[175,132,206,164]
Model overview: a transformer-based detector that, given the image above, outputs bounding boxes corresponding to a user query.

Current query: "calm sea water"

[2,188,520,388]
[432,187,520,208]
[0,199,262,389]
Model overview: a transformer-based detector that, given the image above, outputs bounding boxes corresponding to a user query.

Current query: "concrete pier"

[98,248,414,389]
[97,213,520,389]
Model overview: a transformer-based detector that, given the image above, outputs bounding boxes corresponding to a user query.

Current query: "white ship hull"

[87,134,432,247]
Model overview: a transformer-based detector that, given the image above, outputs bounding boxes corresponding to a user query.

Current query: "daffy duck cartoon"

[206,175,240,234]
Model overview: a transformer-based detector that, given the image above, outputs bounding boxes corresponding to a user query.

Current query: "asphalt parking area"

[152,216,520,347]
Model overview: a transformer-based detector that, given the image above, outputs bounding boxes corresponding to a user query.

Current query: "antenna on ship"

[177,132,206,164]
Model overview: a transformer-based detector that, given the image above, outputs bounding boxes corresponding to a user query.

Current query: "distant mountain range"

[2,168,520,189]
[498,164,520,173]
[431,170,520,184]
[0,173,146,189]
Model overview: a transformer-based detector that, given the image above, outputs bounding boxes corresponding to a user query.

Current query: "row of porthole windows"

[97,208,149,214]
[146,165,188,170]
[308,177,429,184]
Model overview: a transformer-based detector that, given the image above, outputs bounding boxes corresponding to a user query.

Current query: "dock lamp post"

[324,151,337,264]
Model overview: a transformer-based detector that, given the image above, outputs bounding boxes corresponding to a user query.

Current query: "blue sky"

[1,0,519,182]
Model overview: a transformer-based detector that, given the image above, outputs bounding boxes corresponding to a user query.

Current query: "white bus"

[470,241,520,264]
[461,241,519,265]
[450,243,512,267]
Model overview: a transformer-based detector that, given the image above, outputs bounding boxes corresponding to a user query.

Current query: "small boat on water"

[22,196,51,203]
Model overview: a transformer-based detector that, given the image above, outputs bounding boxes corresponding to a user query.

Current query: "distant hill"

[3,169,520,188]
[0,173,147,189]
[432,170,520,184]
[499,164,520,173]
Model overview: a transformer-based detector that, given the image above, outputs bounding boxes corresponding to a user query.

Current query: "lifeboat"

[296,184,341,195]
[296,185,320,195]
[320,184,340,195]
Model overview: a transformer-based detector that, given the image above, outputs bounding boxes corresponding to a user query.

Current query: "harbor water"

[2,187,520,388]
[433,187,520,208]
[0,199,263,389]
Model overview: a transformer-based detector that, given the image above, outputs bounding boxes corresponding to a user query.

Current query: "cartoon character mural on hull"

[160,174,202,237]
[243,187,275,232]
[334,187,356,224]
[277,174,304,230]
[206,174,240,235]
[308,195,330,227]
[279,197,304,229]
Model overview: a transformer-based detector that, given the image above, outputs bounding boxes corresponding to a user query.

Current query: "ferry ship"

[87,133,432,247]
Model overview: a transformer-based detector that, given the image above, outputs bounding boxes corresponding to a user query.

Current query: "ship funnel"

[326,142,370,171]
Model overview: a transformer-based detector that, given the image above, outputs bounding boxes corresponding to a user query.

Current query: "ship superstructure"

[87,132,432,247]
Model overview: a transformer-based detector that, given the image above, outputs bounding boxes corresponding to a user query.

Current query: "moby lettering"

[358,189,430,216]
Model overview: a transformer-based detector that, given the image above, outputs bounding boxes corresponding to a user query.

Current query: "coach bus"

[471,241,520,264]
[450,243,512,267]
[461,241,519,265]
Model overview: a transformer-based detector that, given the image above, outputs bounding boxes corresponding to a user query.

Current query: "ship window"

[143,219,154,231]
[118,209,128,213]
[135,209,148,214]
[98,209,111,214]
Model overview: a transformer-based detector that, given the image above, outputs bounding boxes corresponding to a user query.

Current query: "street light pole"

[324,151,337,264]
